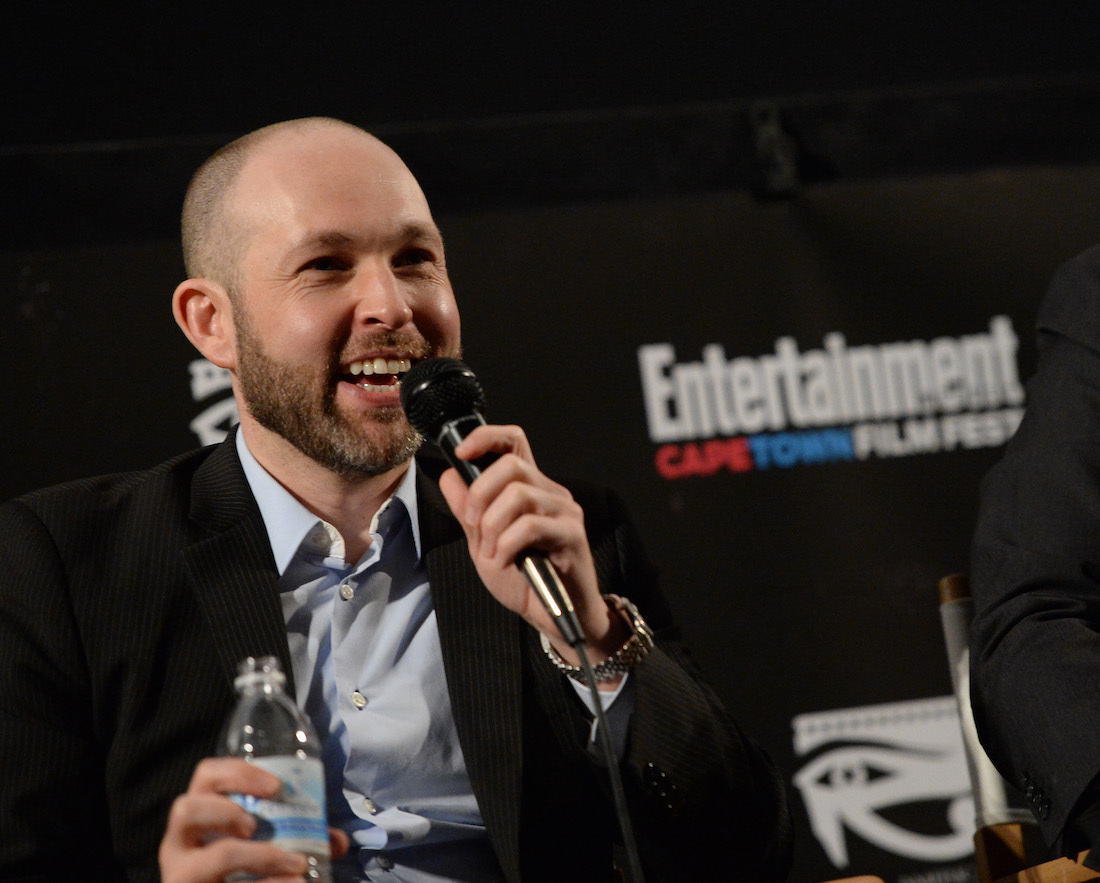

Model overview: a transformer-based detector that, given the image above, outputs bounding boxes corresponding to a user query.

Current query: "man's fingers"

[163,792,257,848]
[161,833,308,883]
[187,756,283,797]
[160,759,318,883]
[201,838,309,879]
[330,826,351,859]
[451,423,532,463]
[456,455,568,529]
[160,791,316,883]
[474,481,580,553]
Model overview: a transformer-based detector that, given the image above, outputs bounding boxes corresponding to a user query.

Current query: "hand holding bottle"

[158,658,348,883]
[159,757,323,883]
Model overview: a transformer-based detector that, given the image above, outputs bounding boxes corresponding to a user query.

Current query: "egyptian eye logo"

[792,697,973,868]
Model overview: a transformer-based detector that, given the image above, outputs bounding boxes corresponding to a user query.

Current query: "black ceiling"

[6,2,1098,148]
[4,2,1099,250]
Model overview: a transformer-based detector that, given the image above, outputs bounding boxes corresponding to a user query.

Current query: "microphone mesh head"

[400,358,486,438]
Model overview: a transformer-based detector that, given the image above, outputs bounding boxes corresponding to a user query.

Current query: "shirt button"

[339,583,355,600]
[364,797,379,814]
[351,691,367,709]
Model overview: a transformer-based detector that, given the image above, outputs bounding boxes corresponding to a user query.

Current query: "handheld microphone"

[401,358,585,647]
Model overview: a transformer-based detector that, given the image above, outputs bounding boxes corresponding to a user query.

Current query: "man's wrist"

[541,594,654,684]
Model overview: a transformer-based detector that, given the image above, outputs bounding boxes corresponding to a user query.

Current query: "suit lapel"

[177,442,524,875]
[182,434,295,694]
[416,461,525,883]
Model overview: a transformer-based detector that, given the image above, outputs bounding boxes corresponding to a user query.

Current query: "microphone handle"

[437,415,497,484]
[435,417,586,647]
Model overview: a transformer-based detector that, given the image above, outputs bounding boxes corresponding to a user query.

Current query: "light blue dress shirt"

[235,432,632,881]
[237,434,502,882]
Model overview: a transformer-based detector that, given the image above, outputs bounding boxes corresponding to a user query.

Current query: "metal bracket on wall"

[749,101,801,199]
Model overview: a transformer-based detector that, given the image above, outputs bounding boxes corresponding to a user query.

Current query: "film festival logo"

[638,316,1025,479]
[188,359,238,444]
[793,696,974,872]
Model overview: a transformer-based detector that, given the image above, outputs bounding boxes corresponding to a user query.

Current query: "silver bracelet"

[540,594,654,683]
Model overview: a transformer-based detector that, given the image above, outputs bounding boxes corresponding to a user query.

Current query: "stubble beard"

[234,311,432,480]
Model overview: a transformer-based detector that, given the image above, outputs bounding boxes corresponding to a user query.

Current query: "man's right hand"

[159,757,347,883]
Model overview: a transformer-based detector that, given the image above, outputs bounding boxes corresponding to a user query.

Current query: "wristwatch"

[541,594,654,683]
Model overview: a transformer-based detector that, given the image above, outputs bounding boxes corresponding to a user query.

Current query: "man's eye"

[393,249,433,268]
[302,256,347,272]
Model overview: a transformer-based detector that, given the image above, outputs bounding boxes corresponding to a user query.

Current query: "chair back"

[938,573,1041,882]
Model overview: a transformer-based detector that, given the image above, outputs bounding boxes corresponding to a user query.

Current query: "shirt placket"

[330,506,393,811]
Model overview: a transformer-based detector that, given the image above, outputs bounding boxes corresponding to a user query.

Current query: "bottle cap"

[233,655,287,690]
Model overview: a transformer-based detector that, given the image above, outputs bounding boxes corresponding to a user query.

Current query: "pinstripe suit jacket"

[0,434,790,882]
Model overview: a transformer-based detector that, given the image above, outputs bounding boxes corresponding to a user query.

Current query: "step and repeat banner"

[5,163,1100,881]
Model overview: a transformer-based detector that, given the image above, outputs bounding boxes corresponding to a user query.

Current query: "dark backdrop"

[4,4,1100,880]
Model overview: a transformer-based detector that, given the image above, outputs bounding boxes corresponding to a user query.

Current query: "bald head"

[180,117,400,293]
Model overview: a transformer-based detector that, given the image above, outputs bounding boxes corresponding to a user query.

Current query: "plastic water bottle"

[220,656,332,882]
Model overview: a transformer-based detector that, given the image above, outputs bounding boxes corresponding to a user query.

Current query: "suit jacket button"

[1038,798,1051,820]
[643,762,685,816]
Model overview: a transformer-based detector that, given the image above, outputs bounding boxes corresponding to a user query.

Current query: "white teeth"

[346,358,413,377]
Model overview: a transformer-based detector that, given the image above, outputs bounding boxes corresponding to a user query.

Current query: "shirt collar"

[236,430,423,574]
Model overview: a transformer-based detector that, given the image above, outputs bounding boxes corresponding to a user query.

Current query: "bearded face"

[233,304,435,479]
[210,125,462,478]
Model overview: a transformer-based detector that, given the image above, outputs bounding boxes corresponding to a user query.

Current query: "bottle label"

[232,755,329,852]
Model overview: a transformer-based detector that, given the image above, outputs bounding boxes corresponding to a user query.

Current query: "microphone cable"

[573,638,647,883]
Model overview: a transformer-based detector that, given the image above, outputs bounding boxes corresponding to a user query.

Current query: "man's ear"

[173,278,237,370]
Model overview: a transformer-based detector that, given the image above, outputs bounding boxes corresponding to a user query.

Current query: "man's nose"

[351,266,414,329]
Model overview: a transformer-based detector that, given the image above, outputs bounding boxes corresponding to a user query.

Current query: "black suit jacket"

[971,244,1100,851]
[0,434,790,882]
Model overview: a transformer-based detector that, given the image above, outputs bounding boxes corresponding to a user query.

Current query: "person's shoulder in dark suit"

[970,244,1100,853]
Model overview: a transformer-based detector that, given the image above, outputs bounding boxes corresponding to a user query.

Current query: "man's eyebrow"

[292,223,443,251]
[396,221,445,246]
[292,230,357,251]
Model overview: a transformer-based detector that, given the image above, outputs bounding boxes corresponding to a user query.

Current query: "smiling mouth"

[341,357,413,390]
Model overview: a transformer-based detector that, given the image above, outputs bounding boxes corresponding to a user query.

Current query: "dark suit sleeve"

[575,485,793,882]
[970,245,1100,851]
[0,499,122,880]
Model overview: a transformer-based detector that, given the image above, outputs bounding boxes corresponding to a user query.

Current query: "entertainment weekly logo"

[638,316,1025,479]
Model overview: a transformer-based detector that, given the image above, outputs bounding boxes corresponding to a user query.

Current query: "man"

[971,244,1100,858]
[0,118,791,882]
